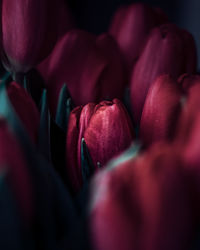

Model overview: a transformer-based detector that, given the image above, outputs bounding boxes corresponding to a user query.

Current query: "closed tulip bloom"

[140,75,182,147]
[175,79,200,143]
[109,3,167,75]
[7,82,40,143]
[130,23,197,124]
[66,99,134,191]
[174,79,200,165]
[90,143,195,250]
[2,0,74,73]
[38,30,126,117]
[0,119,33,223]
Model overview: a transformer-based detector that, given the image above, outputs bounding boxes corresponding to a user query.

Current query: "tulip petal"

[140,75,182,147]
[130,23,197,124]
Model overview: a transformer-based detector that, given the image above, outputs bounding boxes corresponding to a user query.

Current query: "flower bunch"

[0,2,200,250]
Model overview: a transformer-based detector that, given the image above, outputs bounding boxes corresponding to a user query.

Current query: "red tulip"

[172,78,200,212]
[140,75,182,147]
[130,23,197,124]
[66,99,134,191]
[7,82,40,143]
[109,3,167,75]
[90,143,195,250]
[2,0,74,73]
[38,30,126,117]
[0,118,33,223]
[174,79,200,165]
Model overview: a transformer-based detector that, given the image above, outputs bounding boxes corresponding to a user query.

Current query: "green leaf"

[55,84,73,132]
[81,138,95,184]
[38,89,51,161]
[23,75,30,94]
[106,142,141,171]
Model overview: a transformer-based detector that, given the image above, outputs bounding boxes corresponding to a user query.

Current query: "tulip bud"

[130,23,197,124]
[90,143,195,250]
[172,77,200,215]
[66,99,134,192]
[140,75,182,147]
[7,82,40,143]
[174,79,200,164]
[109,3,167,75]
[38,30,126,117]
[2,0,74,73]
[0,119,33,223]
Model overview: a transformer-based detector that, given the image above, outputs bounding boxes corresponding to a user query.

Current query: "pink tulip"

[140,75,182,147]
[174,79,200,166]
[2,0,74,73]
[66,99,134,191]
[130,23,197,124]
[90,143,195,250]
[109,3,167,75]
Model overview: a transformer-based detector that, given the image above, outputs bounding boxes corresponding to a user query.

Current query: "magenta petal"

[84,99,134,168]
[140,75,182,147]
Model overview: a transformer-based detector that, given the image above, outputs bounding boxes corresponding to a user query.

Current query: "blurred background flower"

[67,0,199,68]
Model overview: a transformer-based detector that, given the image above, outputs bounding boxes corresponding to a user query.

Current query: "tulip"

[7,81,40,143]
[2,0,74,73]
[38,30,126,117]
[175,78,200,143]
[140,75,182,147]
[0,118,33,223]
[66,99,134,192]
[109,3,167,75]
[172,78,200,214]
[130,23,197,124]
[90,143,195,250]
[174,78,200,165]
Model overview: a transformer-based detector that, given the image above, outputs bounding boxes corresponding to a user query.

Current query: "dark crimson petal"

[95,34,126,99]
[2,0,74,72]
[109,3,167,75]
[38,30,126,117]
[38,30,107,116]
[7,81,40,143]
[140,75,182,147]
[90,143,195,250]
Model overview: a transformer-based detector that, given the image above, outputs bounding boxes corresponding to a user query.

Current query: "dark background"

[67,0,200,67]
